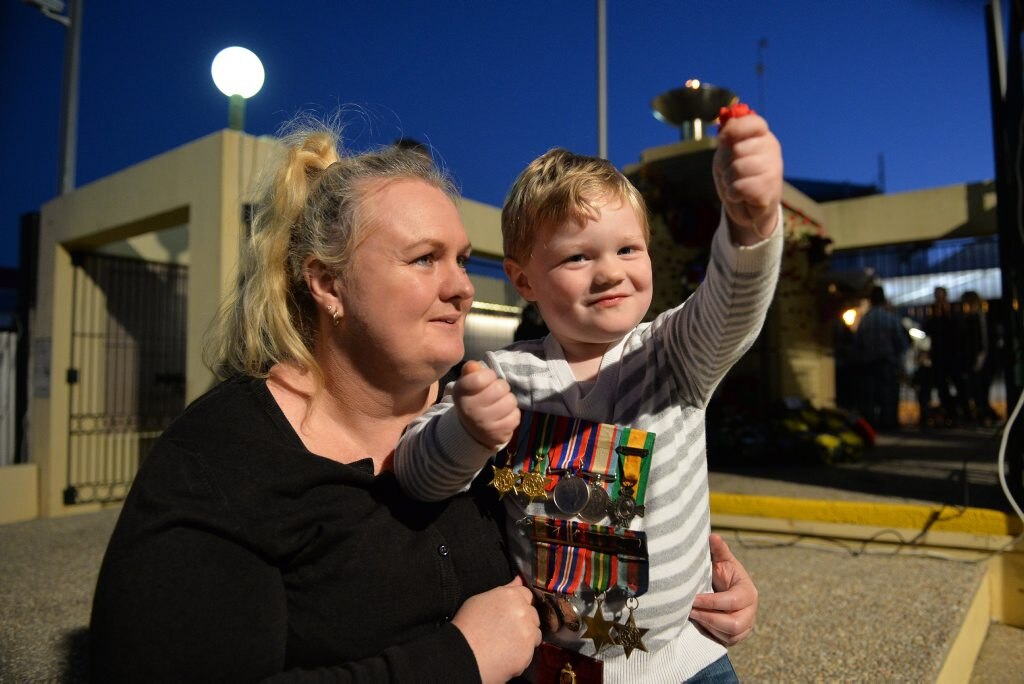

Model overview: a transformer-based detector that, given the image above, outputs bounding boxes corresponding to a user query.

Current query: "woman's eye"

[415,254,435,266]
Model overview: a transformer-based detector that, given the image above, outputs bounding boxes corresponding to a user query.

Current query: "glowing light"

[841,308,858,327]
[211,47,265,98]
[685,79,701,89]
[908,328,926,340]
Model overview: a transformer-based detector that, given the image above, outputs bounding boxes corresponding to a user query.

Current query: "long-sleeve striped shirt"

[395,212,783,682]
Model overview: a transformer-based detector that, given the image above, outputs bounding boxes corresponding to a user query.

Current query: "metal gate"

[64,252,187,505]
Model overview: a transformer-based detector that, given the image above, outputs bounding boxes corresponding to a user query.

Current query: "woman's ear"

[503,258,535,302]
[304,256,343,316]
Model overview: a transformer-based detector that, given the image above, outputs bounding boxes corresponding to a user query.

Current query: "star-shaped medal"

[519,471,549,503]
[612,608,649,658]
[581,598,616,654]
[489,465,517,499]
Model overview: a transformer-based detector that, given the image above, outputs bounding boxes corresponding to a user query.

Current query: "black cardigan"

[90,376,514,683]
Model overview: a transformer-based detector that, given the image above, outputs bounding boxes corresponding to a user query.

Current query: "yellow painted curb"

[710,492,1023,537]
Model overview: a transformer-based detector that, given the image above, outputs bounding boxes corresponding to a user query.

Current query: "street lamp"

[211,46,264,131]
[24,0,81,195]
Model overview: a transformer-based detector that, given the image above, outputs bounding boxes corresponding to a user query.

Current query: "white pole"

[597,0,608,159]
[58,0,82,194]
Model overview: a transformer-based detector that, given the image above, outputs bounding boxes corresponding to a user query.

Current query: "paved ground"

[725,537,988,681]
[1,424,1021,681]
[0,508,117,682]
[709,423,1024,682]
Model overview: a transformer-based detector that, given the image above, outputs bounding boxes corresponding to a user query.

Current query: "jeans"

[684,655,739,683]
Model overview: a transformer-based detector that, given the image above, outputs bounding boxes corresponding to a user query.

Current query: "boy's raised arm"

[712,111,783,246]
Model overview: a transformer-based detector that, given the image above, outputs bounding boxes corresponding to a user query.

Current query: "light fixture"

[211,46,265,131]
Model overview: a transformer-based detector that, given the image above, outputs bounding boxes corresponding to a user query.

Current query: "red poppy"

[718,103,754,128]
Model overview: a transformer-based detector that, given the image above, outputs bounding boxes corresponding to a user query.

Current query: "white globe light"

[211,46,265,99]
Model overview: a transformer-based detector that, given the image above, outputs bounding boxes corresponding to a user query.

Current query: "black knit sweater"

[90,376,514,683]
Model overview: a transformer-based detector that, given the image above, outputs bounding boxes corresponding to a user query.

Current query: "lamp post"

[24,0,81,195]
[211,46,264,131]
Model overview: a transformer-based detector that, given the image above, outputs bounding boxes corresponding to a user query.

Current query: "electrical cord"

[997,385,1024,524]
[724,406,1024,564]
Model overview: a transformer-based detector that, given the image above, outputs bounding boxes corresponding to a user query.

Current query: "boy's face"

[504,197,652,358]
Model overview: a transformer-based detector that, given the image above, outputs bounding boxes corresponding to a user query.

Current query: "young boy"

[395,112,783,682]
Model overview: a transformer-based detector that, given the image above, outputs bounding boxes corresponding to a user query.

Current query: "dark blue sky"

[0,0,997,268]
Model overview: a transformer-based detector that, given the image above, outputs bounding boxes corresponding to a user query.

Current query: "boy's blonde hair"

[501,148,649,264]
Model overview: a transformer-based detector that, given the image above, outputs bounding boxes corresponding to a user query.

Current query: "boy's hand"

[713,112,783,245]
[453,360,521,450]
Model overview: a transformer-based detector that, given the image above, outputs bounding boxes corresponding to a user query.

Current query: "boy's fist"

[453,360,521,451]
[713,110,783,245]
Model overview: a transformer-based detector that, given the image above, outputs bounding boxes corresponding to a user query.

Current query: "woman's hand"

[452,576,541,683]
[689,533,758,646]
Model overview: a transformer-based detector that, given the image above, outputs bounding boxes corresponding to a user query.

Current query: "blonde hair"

[204,115,457,387]
[501,148,649,264]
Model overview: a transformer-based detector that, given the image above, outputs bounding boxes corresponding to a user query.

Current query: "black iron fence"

[64,252,187,504]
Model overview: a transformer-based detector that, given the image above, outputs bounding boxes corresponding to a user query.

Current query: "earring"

[327,305,340,326]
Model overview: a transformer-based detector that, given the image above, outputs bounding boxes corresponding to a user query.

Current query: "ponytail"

[204,114,456,390]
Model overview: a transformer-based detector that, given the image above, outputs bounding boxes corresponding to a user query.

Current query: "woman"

[89,117,756,682]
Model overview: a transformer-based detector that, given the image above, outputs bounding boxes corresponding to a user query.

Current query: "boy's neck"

[557,337,615,382]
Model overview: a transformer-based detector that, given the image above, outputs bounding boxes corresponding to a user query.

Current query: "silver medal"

[578,482,611,523]
[552,473,590,515]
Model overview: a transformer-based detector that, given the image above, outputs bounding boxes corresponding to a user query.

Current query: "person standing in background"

[855,285,910,430]
[961,291,1000,425]
[924,286,968,426]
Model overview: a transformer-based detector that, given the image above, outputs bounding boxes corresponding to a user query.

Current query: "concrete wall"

[823,181,997,249]
[0,464,39,523]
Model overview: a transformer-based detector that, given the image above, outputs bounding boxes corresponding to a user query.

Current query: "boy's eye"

[456,255,469,269]
[619,246,639,256]
[565,254,587,264]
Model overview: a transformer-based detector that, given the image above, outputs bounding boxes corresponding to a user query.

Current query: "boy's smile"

[505,197,653,365]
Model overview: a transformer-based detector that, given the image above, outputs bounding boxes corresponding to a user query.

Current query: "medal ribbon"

[582,422,618,477]
[507,410,552,475]
[610,427,654,505]
[511,411,622,482]
[547,416,582,472]
[530,517,648,596]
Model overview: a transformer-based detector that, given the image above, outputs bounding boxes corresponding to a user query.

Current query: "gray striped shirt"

[396,213,783,682]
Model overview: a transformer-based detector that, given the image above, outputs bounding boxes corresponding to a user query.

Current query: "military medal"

[609,440,652,527]
[553,470,590,515]
[612,596,649,658]
[489,464,517,499]
[582,594,617,654]
[548,417,597,516]
[498,411,554,505]
[519,470,549,503]
[610,486,644,527]
[578,473,611,523]
[539,592,583,634]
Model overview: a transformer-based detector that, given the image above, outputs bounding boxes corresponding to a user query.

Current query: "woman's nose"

[444,263,475,301]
